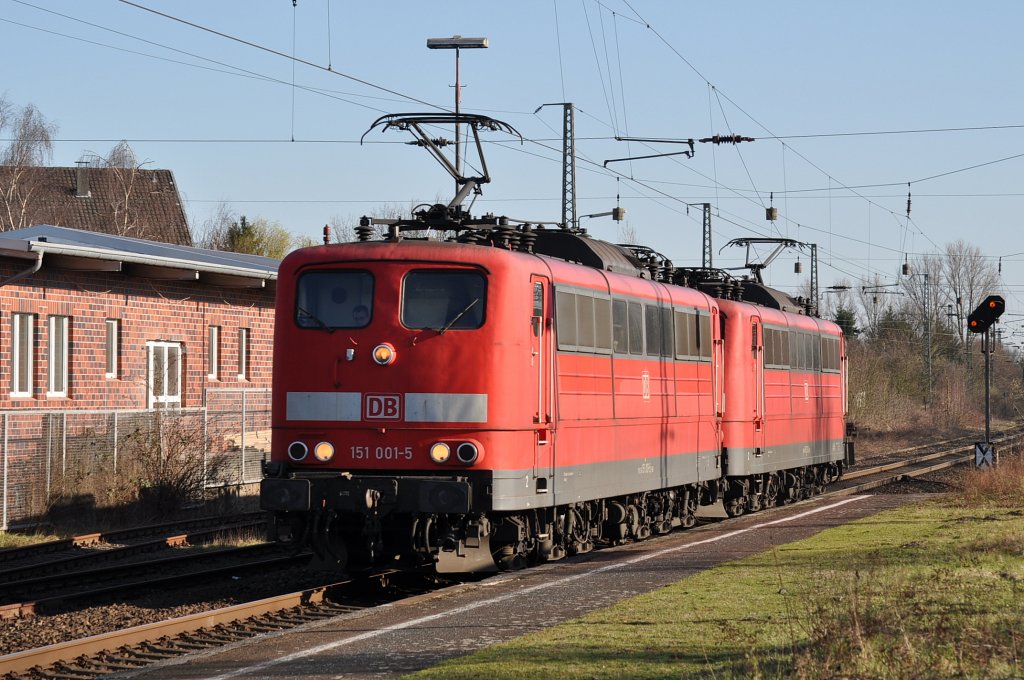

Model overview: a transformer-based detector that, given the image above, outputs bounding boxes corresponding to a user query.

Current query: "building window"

[208,325,220,380]
[105,319,119,378]
[11,313,33,397]
[48,316,69,397]
[237,328,249,380]
[147,341,182,409]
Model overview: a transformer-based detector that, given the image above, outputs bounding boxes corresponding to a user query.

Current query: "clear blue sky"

[3,1,1024,315]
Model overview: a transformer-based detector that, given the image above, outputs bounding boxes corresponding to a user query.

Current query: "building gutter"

[0,238,277,284]
[0,249,44,287]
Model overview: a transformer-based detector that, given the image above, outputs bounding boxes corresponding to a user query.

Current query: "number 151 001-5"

[350,445,414,461]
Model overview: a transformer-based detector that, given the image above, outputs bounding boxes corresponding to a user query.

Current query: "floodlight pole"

[427,36,489,188]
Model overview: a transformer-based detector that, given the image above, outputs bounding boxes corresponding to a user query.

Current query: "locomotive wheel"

[764,474,780,507]
[681,490,698,528]
[724,495,746,517]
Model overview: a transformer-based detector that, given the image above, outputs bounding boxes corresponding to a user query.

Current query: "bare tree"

[0,96,57,231]
[941,239,1000,345]
[856,274,901,338]
[196,202,237,250]
[617,221,639,245]
[98,140,148,237]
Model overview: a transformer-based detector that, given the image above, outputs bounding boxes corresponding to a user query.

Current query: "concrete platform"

[126,493,920,680]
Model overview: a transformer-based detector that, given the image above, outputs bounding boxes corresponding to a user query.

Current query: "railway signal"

[968,294,1005,459]
[967,295,1005,333]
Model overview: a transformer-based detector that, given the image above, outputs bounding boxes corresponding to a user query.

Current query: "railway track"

[0,543,307,619]
[0,521,266,588]
[0,572,430,678]
[2,432,1018,678]
[831,428,1024,496]
[0,512,266,568]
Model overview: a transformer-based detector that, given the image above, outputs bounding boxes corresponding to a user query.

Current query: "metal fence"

[1,388,270,531]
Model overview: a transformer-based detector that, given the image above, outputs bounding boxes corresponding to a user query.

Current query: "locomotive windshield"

[295,270,374,329]
[401,270,486,331]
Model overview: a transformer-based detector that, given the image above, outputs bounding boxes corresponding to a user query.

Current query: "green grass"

[408,464,1024,680]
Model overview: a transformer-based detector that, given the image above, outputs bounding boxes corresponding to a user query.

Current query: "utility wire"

[115,0,445,111]
[0,14,390,113]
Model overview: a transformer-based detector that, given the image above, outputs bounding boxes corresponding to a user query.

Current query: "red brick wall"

[0,260,274,410]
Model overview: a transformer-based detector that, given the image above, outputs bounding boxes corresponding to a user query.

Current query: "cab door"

[530,276,554,495]
[751,317,766,455]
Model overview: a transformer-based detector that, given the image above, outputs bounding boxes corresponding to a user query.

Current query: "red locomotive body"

[261,233,852,573]
[260,111,852,573]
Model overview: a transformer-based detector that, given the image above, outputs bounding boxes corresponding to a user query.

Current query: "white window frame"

[237,328,249,380]
[105,319,119,378]
[11,313,33,398]
[147,341,182,409]
[208,325,220,380]
[47,315,69,397]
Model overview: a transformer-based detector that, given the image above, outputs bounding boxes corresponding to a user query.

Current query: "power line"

[770,123,1024,140]
[115,0,444,111]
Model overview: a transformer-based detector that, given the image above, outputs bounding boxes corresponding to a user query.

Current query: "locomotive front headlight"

[372,343,397,365]
[313,441,335,462]
[287,441,309,462]
[429,442,451,464]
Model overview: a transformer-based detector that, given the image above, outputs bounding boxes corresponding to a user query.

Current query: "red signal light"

[967,295,1005,334]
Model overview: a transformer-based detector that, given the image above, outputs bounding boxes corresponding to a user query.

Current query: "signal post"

[967,295,1005,467]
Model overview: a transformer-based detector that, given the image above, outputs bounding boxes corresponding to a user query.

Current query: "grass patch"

[0,528,61,550]
[408,463,1024,679]
[203,525,267,549]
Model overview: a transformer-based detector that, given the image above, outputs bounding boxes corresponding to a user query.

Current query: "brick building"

[0,225,277,410]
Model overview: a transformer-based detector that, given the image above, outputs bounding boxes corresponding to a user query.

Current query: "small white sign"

[974,442,995,469]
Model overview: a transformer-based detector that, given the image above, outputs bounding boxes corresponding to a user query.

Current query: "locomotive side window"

[674,311,692,358]
[594,298,613,351]
[577,295,596,348]
[697,313,712,360]
[402,270,486,330]
[295,271,374,329]
[644,305,662,356]
[627,302,643,355]
[612,300,628,353]
[821,336,841,372]
[763,327,791,369]
[556,291,612,353]
[660,308,673,358]
[556,291,577,347]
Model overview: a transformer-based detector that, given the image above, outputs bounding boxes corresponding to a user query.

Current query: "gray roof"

[0,225,278,289]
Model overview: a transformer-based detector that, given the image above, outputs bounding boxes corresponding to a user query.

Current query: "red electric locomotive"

[260,113,854,573]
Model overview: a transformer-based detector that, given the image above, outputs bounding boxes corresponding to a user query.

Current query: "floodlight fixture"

[427,36,489,49]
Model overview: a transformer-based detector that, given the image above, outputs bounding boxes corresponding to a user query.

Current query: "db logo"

[365,394,401,420]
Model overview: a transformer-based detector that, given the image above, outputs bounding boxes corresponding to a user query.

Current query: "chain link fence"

[1,388,270,531]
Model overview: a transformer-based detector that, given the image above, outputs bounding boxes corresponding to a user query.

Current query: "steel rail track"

[0,522,265,586]
[0,512,266,565]
[0,572,413,678]
[832,430,1024,495]
[0,544,308,619]
[0,581,362,676]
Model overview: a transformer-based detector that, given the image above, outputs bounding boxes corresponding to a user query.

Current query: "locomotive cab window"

[296,270,374,329]
[402,270,486,330]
